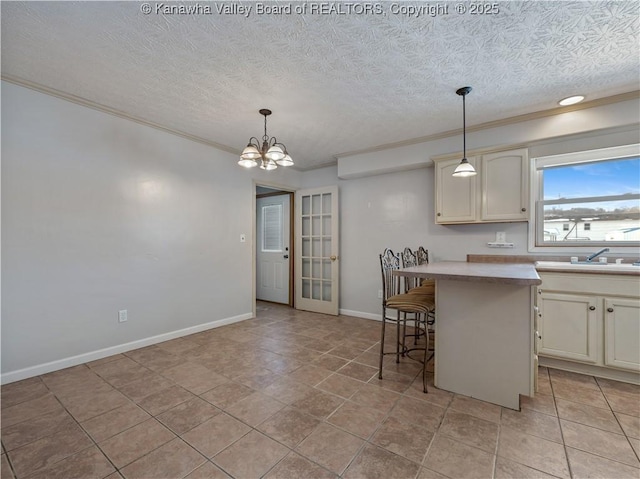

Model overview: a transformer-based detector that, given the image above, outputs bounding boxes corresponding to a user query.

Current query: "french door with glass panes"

[295,186,339,315]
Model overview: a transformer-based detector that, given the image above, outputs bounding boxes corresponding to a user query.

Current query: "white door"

[295,186,339,315]
[256,194,290,304]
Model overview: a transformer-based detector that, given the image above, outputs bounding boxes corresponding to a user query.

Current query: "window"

[262,204,283,252]
[532,144,640,247]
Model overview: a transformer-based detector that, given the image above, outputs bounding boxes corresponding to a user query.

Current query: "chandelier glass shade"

[239,109,293,170]
[452,86,477,178]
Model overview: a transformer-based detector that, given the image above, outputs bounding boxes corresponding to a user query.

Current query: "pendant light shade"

[277,154,294,167]
[240,145,261,160]
[238,109,293,170]
[265,144,285,161]
[238,144,261,168]
[453,86,477,178]
[452,158,476,177]
[260,159,278,170]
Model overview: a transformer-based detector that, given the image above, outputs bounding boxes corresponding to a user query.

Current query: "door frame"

[252,181,295,316]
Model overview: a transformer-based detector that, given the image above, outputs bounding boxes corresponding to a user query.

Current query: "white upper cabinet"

[481,149,529,221]
[434,148,529,224]
[435,157,477,223]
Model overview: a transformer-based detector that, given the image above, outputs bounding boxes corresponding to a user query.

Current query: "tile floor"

[2,302,639,479]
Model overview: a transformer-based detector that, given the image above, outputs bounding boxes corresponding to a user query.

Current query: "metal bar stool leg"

[396,311,402,363]
[422,325,429,393]
[379,305,387,379]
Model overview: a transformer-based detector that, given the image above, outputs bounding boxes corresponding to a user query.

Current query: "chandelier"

[238,109,293,170]
[452,86,477,177]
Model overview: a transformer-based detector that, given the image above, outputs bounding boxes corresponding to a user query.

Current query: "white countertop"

[535,261,640,276]
[396,261,541,286]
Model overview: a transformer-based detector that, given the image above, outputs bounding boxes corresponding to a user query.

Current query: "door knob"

[330,255,337,261]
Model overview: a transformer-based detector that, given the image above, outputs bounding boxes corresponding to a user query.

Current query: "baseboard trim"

[1,312,253,385]
[539,356,640,385]
[339,309,381,322]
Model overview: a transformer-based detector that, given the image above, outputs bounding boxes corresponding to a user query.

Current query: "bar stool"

[379,248,434,393]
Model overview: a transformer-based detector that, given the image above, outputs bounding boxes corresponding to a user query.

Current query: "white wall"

[1,82,301,382]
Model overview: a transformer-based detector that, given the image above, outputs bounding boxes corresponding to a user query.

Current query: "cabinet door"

[481,149,528,222]
[538,292,599,364]
[435,157,477,223]
[604,298,640,372]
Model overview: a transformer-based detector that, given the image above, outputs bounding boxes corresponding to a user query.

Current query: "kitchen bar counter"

[399,261,541,285]
[395,261,538,409]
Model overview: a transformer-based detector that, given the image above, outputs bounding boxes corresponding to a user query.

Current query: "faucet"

[586,248,610,262]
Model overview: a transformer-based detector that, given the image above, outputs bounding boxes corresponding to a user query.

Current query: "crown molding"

[1,74,240,156]
[335,90,640,159]
[4,74,637,172]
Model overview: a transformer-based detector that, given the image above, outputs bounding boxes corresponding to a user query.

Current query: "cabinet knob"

[607,307,614,313]
[589,306,596,311]
[521,207,527,212]
[437,213,441,217]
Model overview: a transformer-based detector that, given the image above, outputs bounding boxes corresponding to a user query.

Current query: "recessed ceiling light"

[558,95,585,106]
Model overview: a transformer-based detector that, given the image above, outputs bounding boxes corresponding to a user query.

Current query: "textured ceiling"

[2,1,639,170]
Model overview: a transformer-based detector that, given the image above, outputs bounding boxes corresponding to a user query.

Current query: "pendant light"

[238,109,293,170]
[452,86,476,178]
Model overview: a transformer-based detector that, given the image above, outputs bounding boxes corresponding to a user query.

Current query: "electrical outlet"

[378,290,383,299]
[118,310,128,323]
[496,231,507,243]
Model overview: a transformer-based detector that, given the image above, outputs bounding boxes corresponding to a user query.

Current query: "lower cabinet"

[538,292,599,364]
[537,272,640,375]
[605,298,640,371]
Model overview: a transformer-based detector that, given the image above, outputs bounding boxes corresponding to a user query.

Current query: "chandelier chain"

[263,113,269,142]
[462,93,466,159]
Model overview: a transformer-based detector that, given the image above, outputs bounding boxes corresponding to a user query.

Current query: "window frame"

[528,144,640,252]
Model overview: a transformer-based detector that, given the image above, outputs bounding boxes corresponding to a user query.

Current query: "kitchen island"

[395,261,541,409]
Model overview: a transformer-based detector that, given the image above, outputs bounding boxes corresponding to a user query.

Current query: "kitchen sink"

[535,261,640,273]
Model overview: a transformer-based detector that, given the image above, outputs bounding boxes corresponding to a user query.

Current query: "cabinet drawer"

[539,273,640,297]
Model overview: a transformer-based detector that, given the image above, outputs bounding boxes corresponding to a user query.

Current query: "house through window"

[533,144,640,247]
